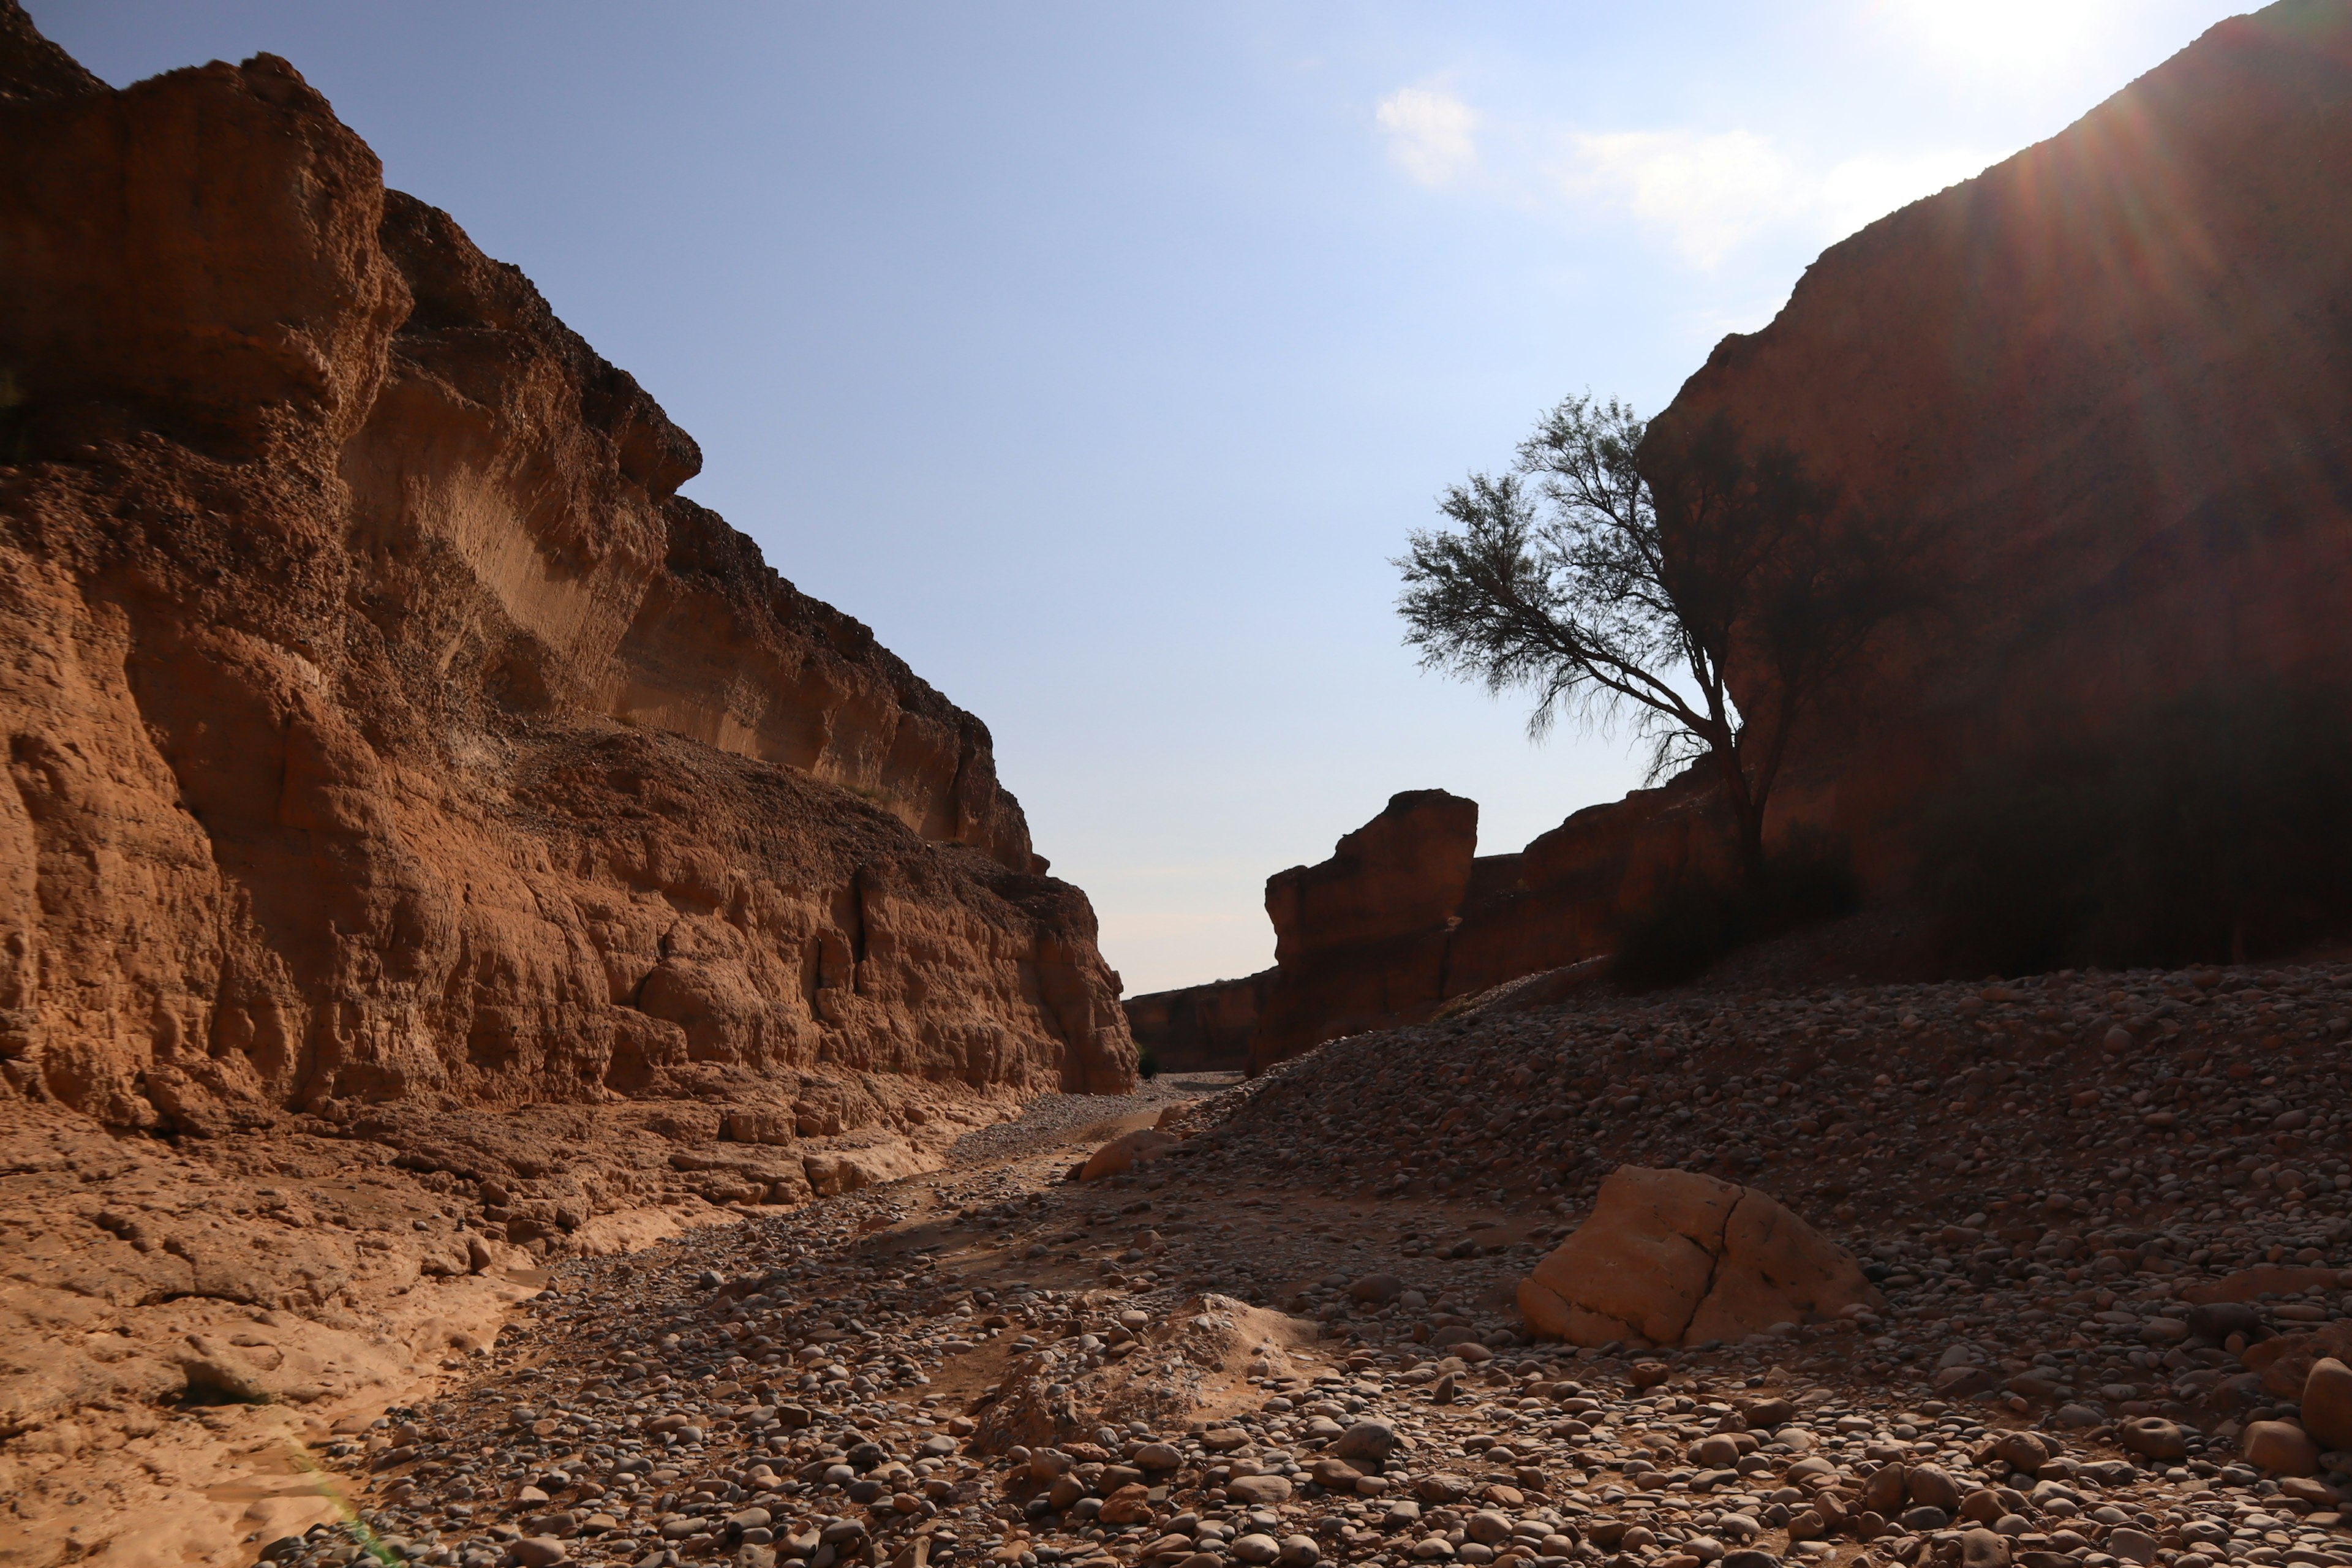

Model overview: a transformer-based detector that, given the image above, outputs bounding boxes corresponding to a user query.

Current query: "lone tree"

[1396,393,1923,883]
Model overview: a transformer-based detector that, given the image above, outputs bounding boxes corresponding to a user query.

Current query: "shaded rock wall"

[1643,0,2352,889]
[1121,967,1275,1073]
[0,12,1135,1133]
[1247,775,1728,1070]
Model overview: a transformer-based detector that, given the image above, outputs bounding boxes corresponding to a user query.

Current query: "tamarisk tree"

[1396,393,1924,882]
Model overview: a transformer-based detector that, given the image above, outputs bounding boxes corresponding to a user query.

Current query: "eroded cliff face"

[1643,0,2352,887]
[0,22,1135,1134]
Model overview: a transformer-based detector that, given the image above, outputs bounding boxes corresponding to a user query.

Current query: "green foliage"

[1920,685,2352,973]
[1137,1047,1161,1080]
[1609,842,1860,990]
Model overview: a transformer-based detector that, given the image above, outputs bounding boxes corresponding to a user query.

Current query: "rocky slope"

[216,957,2352,1568]
[1641,0,2352,891]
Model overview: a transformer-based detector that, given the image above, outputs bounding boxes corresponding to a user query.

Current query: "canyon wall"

[1242,0,2352,1055]
[1643,0,2352,888]
[1120,967,1273,1073]
[0,13,1136,1135]
[1246,776,1728,1070]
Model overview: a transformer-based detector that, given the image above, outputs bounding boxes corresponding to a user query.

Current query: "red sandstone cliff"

[0,14,1136,1133]
[1643,0,2352,888]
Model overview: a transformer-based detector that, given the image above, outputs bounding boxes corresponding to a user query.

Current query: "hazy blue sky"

[40,0,2246,993]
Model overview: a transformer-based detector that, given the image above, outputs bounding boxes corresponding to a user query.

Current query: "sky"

[40,0,2250,995]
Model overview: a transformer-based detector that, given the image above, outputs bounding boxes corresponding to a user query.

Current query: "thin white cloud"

[1378,83,1991,271]
[1376,86,1480,188]
[1555,129,1797,270]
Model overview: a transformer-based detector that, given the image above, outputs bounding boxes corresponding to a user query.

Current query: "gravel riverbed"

[263,965,2352,1568]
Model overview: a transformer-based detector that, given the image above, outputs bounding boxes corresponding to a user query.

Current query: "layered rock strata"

[0,8,1134,1136]
[1642,0,2352,888]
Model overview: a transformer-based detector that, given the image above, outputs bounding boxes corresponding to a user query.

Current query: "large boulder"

[2243,1420,2320,1477]
[2303,1357,2352,1453]
[1518,1166,1882,1347]
[2243,1321,2352,1398]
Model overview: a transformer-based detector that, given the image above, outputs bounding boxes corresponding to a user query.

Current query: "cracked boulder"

[1517,1164,1882,1346]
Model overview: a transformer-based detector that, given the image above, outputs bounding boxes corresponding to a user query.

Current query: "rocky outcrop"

[0,9,1135,1134]
[1247,775,1729,1069]
[1123,967,1274,1072]
[1250,791,1478,1068]
[1642,0,2352,890]
[1516,1166,1882,1348]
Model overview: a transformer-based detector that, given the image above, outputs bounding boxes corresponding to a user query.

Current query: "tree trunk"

[1713,743,1770,891]
[1734,803,1768,891]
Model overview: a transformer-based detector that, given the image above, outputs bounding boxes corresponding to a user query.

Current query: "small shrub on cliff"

[1921,685,2352,971]
[1610,842,1858,990]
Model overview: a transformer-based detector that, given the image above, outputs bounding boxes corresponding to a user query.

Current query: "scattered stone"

[1330,1420,1399,1463]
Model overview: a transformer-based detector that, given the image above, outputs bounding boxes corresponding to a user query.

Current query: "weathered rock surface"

[0,6,1134,1135]
[1517,1165,1882,1347]
[1642,0,2352,888]
[1248,791,1479,1068]
[1246,4,2352,1059]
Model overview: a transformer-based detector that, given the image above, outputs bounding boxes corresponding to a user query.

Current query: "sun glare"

[1871,0,2124,76]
